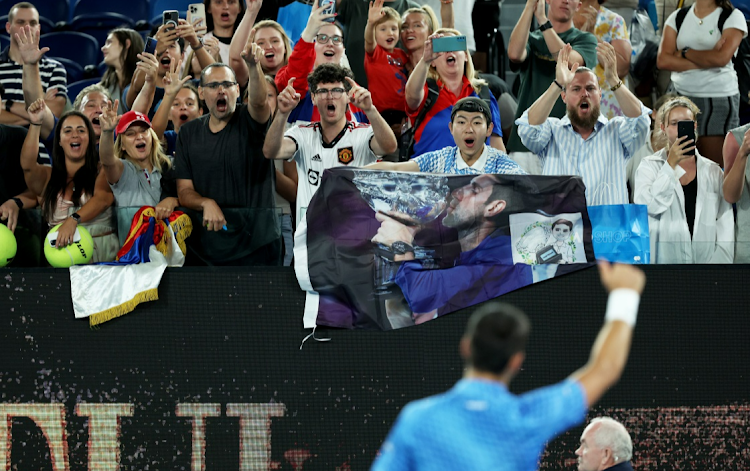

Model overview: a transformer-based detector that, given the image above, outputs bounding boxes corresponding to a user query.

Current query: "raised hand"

[302,0,336,41]
[533,0,547,25]
[154,24,179,57]
[241,31,263,66]
[368,0,385,24]
[345,77,373,112]
[99,99,120,133]
[596,41,618,85]
[245,0,264,17]
[574,5,598,32]
[163,59,191,96]
[556,43,579,88]
[422,33,444,64]
[277,77,301,114]
[666,134,696,168]
[203,35,221,61]
[26,98,47,125]
[15,24,49,65]
[135,52,160,83]
[176,18,199,48]
[598,261,646,295]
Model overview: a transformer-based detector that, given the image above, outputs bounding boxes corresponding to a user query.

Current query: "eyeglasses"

[313,87,346,98]
[315,34,343,45]
[203,81,237,90]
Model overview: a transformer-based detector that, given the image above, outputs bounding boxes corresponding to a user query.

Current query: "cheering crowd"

[0,0,748,265]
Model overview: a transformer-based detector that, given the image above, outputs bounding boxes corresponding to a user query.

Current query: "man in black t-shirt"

[175,47,280,265]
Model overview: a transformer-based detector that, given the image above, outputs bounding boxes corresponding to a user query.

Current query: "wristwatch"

[70,212,81,223]
[391,241,415,255]
[681,47,689,59]
[5,99,12,112]
[539,20,553,32]
[11,197,23,209]
[193,36,205,51]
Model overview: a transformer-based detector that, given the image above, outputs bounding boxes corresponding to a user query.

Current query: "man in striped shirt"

[517,42,650,205]
[0,2,66,128]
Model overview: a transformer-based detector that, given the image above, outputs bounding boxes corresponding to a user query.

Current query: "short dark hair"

[451,97,491,125]
[464,302,530,374]
[199,63,237,86]
[307,64,354,94]
[552,218,573,231]
[8,2,35,22]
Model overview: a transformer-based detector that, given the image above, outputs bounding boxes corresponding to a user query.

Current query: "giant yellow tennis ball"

[0,223,16,267]
[44,224,94,267]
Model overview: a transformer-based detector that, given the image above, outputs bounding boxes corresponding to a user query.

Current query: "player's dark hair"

[465,302,530,374]
[307,64,354,94]
[552,218,573,231]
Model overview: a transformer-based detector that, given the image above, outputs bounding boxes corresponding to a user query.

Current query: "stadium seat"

[0,35,8,52]
[50,56,85,83]
[72,0,149,24]
[69,12,135,47]
[40,31,100,68]
[66,77,99,105]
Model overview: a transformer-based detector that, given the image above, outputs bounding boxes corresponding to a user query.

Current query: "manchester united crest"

[338,147,354,165]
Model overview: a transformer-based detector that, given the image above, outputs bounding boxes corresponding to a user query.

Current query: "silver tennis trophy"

[353,170,449,294]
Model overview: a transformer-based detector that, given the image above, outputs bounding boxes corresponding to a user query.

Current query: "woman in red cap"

[98,102,179,223]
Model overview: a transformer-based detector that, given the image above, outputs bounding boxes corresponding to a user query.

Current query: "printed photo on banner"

[296,169,596,331]
[510,212,588,265]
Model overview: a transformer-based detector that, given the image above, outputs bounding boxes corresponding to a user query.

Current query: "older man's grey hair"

[589,417,632,464]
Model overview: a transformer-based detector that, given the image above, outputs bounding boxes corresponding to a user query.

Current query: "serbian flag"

[69,207,192,326]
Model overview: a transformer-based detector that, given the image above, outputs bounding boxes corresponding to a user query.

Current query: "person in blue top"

[366,97,525,175]
[371,262,645,470]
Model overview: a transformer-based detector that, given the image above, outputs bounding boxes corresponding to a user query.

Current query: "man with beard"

[516,42,650,205]
[372,174,534,323]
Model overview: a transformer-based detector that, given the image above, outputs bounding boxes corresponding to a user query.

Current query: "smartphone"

[677,120,696,155]
[432,35,467,53]
[144,37,157,55]
[320,0,336,23]
[163,10,179,31]
[188,3,206,32]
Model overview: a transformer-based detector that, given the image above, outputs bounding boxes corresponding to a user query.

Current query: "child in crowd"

[364,0,409,128]
[150,60,203,157]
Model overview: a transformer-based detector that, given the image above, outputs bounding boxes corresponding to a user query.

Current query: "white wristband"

[604,288,640,327]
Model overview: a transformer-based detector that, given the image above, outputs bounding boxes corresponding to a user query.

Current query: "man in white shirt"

[516,42,650,205]
[263,63,398,222]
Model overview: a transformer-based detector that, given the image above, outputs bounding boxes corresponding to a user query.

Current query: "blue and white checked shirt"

[414,145,527,175]
[371,378,587,471]
[516,105,650,205]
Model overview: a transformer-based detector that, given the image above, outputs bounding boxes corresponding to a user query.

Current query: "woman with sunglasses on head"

[274,0,364,125]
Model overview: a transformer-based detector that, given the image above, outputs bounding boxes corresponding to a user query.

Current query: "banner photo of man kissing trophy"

[296,169,597,330]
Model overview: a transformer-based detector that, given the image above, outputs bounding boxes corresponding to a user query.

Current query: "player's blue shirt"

[371,378,587,471]
[414,145,527,175]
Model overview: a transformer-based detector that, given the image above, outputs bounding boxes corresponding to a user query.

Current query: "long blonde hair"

[114,128,172,173]
[428,28,487,94]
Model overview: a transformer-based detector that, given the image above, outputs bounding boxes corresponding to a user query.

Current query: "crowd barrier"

[1,265,749,469]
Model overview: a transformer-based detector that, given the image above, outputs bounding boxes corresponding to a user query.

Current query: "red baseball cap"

[115,110,151,135]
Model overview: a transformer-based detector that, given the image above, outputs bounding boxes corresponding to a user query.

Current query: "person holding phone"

[634,97,734,263]
[404,28,505,156]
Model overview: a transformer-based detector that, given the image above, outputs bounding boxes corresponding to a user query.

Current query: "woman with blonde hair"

[404,28,505,157]
[230,19,292,90]
[98,101,179,222]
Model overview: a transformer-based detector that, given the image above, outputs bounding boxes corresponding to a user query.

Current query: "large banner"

[296,169,596,330]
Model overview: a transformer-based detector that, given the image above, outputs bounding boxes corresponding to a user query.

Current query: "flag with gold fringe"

[69,207,192,326]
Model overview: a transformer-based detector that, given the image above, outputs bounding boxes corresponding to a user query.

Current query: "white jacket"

[634,149,734,263]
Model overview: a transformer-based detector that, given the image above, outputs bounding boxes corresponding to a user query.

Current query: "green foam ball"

[44,224,94,268]
[0,223,16,267]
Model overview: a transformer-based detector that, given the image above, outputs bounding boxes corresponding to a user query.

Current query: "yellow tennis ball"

[0,223,17,267]
[44,224,94,268]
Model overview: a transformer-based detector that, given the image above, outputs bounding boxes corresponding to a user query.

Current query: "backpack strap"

[718,7,733,33]
[675,6,689,34]
[400,78,440,161]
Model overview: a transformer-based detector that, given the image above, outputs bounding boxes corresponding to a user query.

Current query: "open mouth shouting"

[385,37,395,45]
[220,12,231,23]
[134,142,148,154]
[445,54,457,66]
[579,100,591,114]
[160,55,172,69]
[179,113,189,123]
[324,102,337,118]
[216,97,228,113]
[463,137,476,149]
